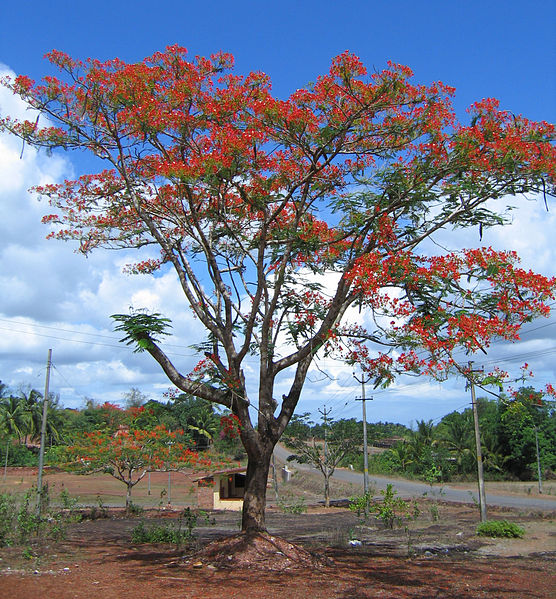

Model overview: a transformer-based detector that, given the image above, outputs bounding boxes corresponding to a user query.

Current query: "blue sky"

[0,0,555,425]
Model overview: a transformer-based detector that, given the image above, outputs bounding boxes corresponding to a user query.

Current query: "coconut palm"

[0,395,31,444]
[438,411,474,474]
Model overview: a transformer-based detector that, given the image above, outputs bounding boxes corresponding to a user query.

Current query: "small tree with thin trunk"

[287,428,358,507]
[66,422,210,511]
[1,48,555,536]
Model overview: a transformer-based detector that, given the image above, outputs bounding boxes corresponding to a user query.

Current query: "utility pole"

[37,348,52,515]
[318,405,331,478]
[318,406,331,456]
[354,371,372,494]
[534,425,543,494]
[468,361,487,523]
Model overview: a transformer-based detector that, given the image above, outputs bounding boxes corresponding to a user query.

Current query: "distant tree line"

[283,388,556,483]
[2,380,554,483]
[0,382,244,468]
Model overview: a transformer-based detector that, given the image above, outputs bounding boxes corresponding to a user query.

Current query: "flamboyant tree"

[66,409,213,510]
[1,47,555,533]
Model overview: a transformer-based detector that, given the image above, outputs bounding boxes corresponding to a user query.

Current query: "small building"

[194,467,247,511]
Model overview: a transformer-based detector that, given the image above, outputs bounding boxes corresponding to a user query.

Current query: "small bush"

[126,501,144,516]
[350,484,419,528]
[0,488,81,548]
[131,521,189,545]
[348,491,374,519]
[131,508,214,547]
[278,494,307,514]
[0,493,17,546]
[373,484,419,529]
[476,520,525,538]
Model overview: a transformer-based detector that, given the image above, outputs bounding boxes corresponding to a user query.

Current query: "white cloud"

[0,68,204,408]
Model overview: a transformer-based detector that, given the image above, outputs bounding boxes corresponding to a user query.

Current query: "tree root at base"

[180,532,330,571]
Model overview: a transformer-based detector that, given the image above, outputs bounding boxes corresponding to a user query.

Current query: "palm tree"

[389,441,414,471]
[0,395,31,444]
[439,411,474,474]
[18,388,44,441]
[187,410,219,448]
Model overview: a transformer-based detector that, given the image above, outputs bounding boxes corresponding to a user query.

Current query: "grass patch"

[476,520,525,538]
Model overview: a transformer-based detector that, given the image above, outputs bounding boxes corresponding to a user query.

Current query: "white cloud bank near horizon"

[1,65,555,425]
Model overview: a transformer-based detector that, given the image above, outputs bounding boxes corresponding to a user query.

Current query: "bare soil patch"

[1,468,555,597]
[1,501,554,598]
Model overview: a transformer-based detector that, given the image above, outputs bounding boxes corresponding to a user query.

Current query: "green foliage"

[112,309,172,353]
[283,412,314,444]
[349,484,418,527]
[0,439,38,466]
[180,507,215,536]
[127,501,144,516]
[348,491,374,519]
[358,393,556,483]
[131,508,213,546]
[44,444,67,466]
[0,493,17,545]
[172,394,220,449]
[372,484,419,529]
[476,520,525,538]
[277,494,307,514]
[131,521,189,545]
[0,488,81,548]
[497,388,556,479]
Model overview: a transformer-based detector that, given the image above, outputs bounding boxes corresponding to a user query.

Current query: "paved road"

[274,444,556,512]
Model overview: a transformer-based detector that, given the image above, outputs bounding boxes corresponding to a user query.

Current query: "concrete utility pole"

[534,425,543,494]
[354,371,372,494]
[468,361,487,523]
[37,348,52,515]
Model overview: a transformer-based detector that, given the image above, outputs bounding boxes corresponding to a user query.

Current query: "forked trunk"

[241,447,273,533]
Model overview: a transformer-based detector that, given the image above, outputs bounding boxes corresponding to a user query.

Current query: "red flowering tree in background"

[66,407,212,511]
[1,48,555,534]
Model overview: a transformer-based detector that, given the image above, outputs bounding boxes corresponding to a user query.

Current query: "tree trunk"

[324,474,330,508]
[241,447,273,533]
[126,481,132,511]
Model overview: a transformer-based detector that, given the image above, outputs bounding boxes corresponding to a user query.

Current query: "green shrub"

[277,494,307,514]
[373,484,419,529]
[131,508,213,547]
[0,493,17,546]
[0,441,38,466]
[348,491,374,519]
[476,520,525,538]
[0,488,81,548]
[352,484,419,528]
[127,501,144,516]
[131,521,189,545]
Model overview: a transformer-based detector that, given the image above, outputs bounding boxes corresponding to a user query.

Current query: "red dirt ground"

[1,468,555,597]
[1,504,554,599]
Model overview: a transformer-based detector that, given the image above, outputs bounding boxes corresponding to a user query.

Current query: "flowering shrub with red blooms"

[66,423,222,509]
[1,47,554,532]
